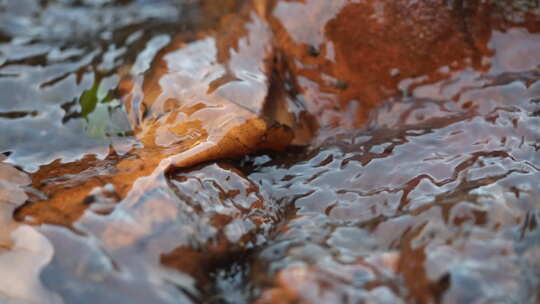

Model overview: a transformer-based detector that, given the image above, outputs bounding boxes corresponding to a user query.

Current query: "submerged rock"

[1,0,540,303]
[0,159,62,304]
[249,69,540,303]
[119,8,294,168]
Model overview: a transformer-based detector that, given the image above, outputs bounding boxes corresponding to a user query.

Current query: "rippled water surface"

[1,0,540,303]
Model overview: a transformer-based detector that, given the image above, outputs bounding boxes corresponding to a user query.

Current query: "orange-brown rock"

[120,6,295,168]
[125,0,540,135]
[6,0,540,302]
[17,3,293,227]
[260,0,540,127]
[15,0,540,247]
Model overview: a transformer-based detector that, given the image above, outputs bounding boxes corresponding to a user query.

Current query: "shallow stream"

[1,1,540,303]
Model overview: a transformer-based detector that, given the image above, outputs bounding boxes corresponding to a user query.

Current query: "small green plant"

[79,77,131,139]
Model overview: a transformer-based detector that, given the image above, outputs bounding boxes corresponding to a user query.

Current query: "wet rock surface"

[249,73,540,302]
[0,0,539,303]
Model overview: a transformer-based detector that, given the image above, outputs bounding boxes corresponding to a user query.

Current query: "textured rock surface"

[1,0,539,303]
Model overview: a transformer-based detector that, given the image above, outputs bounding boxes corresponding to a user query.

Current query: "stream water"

[1,1,540,303]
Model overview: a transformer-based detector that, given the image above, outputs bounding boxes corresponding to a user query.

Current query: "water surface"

[1,1,540,303]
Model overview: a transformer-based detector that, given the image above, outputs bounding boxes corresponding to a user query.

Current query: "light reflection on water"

[0,0,539,303]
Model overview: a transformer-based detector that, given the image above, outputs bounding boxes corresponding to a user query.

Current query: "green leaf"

[79,78,131,139]
[80,83,100,119]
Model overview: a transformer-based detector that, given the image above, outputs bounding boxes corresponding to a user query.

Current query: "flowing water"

[1,0,540,303]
